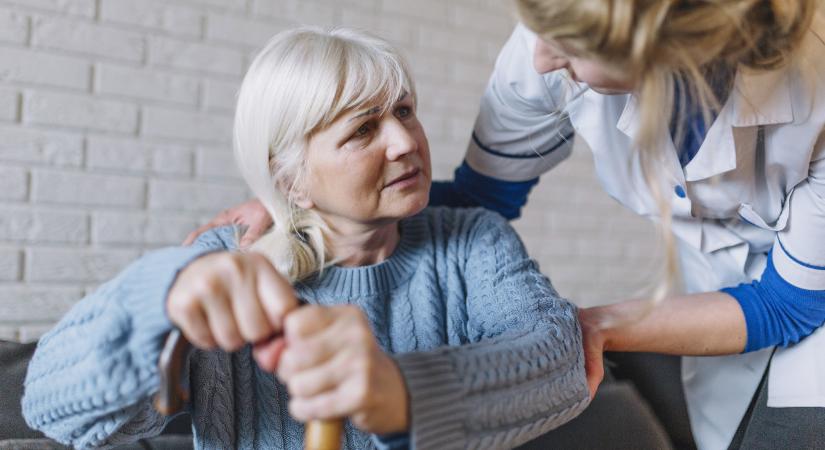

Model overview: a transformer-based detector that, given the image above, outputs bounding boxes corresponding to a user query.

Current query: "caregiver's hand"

[277,305,409,435]
[166,251,299,372]
[182,198,272,248]
[578,307,607,399]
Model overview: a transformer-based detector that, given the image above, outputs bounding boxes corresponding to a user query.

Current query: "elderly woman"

[21,28,588,449]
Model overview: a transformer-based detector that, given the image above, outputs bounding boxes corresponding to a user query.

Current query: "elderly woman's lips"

[384,168,421,189]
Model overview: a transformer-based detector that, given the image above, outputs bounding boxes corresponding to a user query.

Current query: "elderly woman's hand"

[277,305,409,435]
[166,251,300,371]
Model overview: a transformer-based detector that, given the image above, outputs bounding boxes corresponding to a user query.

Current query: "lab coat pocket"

[737,188,793,232]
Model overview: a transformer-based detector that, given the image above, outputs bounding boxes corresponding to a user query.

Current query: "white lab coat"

[467,14,825,450]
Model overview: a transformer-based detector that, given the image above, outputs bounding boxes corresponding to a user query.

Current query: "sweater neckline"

[301,213,427,298]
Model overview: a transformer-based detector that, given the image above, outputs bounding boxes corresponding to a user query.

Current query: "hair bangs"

[312,29,415,133]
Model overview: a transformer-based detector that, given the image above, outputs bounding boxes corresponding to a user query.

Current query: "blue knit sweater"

[22,207,589,449]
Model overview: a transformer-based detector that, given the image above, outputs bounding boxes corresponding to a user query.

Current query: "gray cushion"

[0,340,193,449]
[0,340,41,441]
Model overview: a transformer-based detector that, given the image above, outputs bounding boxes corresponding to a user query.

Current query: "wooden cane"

[155,328,344,450]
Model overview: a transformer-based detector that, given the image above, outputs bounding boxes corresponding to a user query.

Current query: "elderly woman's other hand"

[182,199,272,248]
[277,305,410,435]
[166,251,299,371]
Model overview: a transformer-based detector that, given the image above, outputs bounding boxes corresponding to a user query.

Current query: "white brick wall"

[0,0,658,342]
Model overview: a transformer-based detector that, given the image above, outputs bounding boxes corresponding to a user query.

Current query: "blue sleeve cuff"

[429,160,538,220]
[722,250,825,353]
[371,432,410,450]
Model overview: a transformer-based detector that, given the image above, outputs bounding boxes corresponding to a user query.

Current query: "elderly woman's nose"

[533,38,568,74]
[384,120,417,160]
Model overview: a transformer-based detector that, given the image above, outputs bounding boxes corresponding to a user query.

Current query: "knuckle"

[218,253,245,276]
[170,296,199,321]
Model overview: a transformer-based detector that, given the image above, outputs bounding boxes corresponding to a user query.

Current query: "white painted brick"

[86,135,150,172]
[24,90,138,133]
[148,35,244,76]
[31,169,145,207]
[203,79,238,112]
[148,179,247,212]
[0,326,18,341]
[95,63,199,106]
[0,0,95,17]
[447,115,475,142]
[416,111,447,141]
[380,0,447,21]
[32,16,144,62]
[407,50,450,82]
[0,47,89,89]
[0,125,83,166]
[0,207,88,243]
[153,147,194,175]
[336,0,378,9]
[87,135,192,174]
[26,247,139,282]
[417,25,479,58]
[18,324,55,342]
[142,106,232,142]
[0,87,18,121]
[92,211,143,244]
[448,3,516,36]
[0,166,27,201]
[179,0,246,12]
[195,147,241,180]
[100,0,202,38]
[143,215,200,245]
[0,7,28,44]
[0,285,82,320]
[252,0,335,26]
[0,249,21,280]
[338,9,415,46]
[92,210,198,245]
[206,13,287,48]
[451,59,494,90]
[415,81,481,116]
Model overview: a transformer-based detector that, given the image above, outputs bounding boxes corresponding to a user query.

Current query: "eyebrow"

[347,92,409,122]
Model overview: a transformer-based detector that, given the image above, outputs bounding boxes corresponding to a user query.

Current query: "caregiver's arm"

[393,209,589,449]
[722,129,825,352]
[585,292,748,355]
[431,23,576,219]
[588,130,825,357]
[21,228,235,448]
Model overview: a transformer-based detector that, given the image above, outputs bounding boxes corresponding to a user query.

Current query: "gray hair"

[233,27,416,281]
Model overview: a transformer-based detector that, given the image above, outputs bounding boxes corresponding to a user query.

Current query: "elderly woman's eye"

[396,106,412,119]
[353,123,372,138]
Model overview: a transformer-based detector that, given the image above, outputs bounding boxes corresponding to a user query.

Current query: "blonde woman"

[21,28,590,449]
[194,2,825,449]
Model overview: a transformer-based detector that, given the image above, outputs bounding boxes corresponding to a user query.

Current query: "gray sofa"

[2,339,675,450]
[0,340,194,450]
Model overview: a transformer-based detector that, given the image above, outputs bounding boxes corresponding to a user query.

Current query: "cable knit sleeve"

[21,226,237,449]
[393,209,589,450]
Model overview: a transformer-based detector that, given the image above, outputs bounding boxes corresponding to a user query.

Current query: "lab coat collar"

[684,67,793,182]
[616,66,794,183]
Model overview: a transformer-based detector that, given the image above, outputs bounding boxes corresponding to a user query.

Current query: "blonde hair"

[233,27,415,281]
[515,0,817,306]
